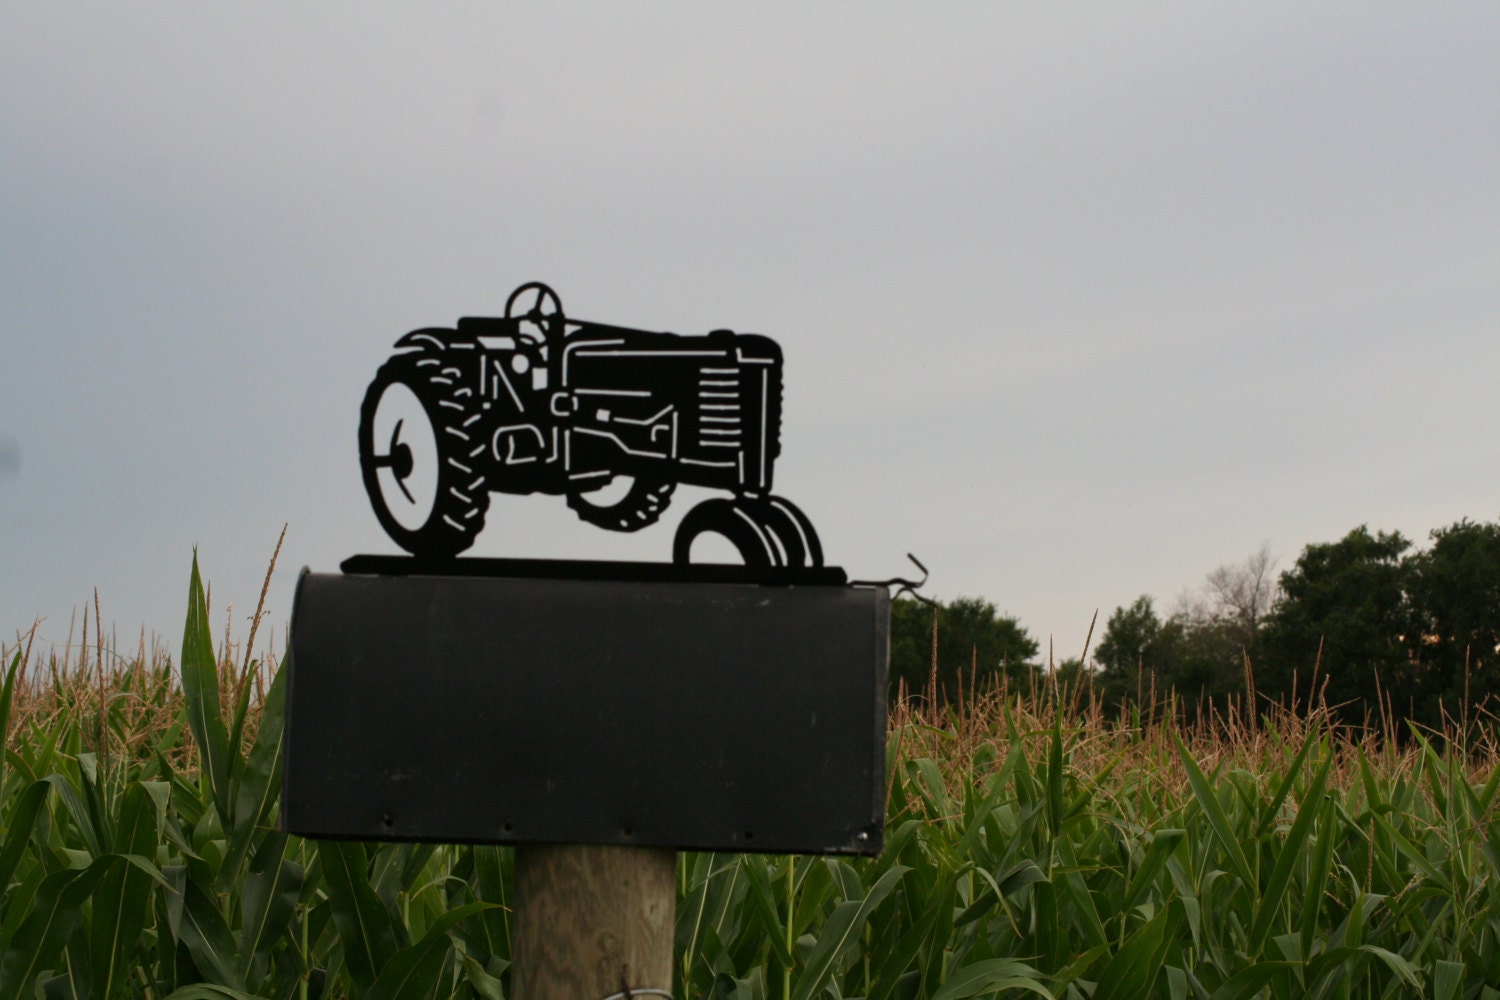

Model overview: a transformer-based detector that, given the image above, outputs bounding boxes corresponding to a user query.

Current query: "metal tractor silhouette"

[358,283,823,569]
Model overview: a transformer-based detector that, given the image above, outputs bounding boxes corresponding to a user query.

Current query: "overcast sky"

[4,5,1497,665]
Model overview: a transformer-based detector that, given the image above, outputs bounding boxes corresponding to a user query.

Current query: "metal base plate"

[339,554,847,586]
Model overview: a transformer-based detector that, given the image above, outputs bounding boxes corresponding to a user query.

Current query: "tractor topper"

[354,281,829,578]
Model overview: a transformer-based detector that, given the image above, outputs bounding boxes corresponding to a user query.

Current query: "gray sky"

[4,5,1497,664]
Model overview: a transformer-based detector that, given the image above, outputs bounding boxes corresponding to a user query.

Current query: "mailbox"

[284,560,888,854]
[283,283,892,857]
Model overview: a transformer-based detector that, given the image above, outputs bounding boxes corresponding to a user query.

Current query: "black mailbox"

[284,562,889,854]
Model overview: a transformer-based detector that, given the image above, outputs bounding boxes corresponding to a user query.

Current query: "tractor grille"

[696,366,744,452]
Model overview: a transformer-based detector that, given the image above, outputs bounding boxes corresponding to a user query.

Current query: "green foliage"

[1249,520,1500,731]
[889,596,1039,704]
[1093,597,1245,714]
[1094,596,1168,707]
[1259,526,1413,722]
[0,556,508,1000]
[1405,518,1500,722]
[1094,597,1163,679]
[8,555,1500,998]
[681,695,1500,999]
[1093,519,1500,733]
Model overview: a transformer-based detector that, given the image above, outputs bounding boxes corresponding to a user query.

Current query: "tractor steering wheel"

[505,282,565,339]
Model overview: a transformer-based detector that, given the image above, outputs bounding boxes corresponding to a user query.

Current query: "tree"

[1093,596,1165,706]
[888,596,1038,703]
[1093,595,1243,713]
[1258,526,1412,724]
[1147,546,1282,712]
[1404,518,1500,724]
[889,597,937,700]
[1200,541,1279,653]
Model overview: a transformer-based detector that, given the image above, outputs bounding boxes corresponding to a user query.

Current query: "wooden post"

[512,844,677,1000]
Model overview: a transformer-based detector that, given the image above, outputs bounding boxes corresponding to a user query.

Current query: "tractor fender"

[393,327,469,353]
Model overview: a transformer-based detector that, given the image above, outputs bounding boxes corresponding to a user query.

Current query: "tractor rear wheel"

[359,353,489,557]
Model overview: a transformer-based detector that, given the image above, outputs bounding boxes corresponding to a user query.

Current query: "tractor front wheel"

[672,496,822,569]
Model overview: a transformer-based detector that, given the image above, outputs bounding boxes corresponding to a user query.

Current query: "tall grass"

[4,558,1500,998]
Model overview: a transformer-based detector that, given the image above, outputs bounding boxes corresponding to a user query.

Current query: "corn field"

[4,557,1500,998]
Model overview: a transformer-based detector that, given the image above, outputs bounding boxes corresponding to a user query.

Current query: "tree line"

[890,515,1500,733]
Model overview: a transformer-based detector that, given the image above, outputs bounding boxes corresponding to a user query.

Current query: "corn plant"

[675,691,1500,1000]
[0,556,509,999]
[7,556,1500,998]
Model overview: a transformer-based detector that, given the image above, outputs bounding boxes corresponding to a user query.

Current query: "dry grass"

[890,660,1500,812]
[3,526,286,774]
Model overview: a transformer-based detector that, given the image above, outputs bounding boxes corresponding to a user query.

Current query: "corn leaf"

[0,858,111,995]
[365,902,493,1000]
[174,875,245,990]
[1206,961,1296,1000]
[238,832,304,986]
[1248,751,1333,956]
[790,864,907,1000]
[161,987,271,1000]
[181,553,232,819]
[319,839,402,992]
[930,958,1054,999]
[0,652,20,789]
[220,661,287,890]
[0,781,51,893]
[1175,733,1255,889]
[1092,906,1177,1000]
[87,782,160,998]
